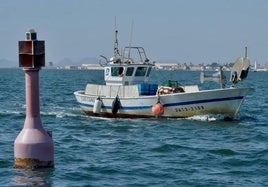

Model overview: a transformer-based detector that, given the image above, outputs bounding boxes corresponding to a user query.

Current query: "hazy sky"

[1,0,268,65]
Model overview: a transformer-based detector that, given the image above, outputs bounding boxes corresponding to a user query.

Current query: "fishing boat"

[74,30,251,119]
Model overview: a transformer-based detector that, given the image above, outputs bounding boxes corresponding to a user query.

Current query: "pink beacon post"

[14,29,54,168]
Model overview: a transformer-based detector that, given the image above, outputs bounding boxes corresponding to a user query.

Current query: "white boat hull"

[74,87,251,118]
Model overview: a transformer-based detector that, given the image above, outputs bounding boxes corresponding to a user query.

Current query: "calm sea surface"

[0,69,267,186]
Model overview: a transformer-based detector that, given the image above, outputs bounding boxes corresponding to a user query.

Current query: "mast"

[114,30,120,57]
[114,17,120,58]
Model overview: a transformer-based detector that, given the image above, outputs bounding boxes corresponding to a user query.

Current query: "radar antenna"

[230,47,250,86]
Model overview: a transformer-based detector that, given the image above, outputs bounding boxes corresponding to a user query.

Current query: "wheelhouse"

[102,46,154,85]
[104,64,153,85]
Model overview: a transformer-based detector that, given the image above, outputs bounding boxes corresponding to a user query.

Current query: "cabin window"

[135,67,147,76]
[126,67,134,76]
[146,67,152,77]
[111,67,124,76]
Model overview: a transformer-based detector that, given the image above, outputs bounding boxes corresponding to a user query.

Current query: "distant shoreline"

[1,65,267,72]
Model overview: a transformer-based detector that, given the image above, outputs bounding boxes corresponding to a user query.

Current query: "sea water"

[0,69,267,186]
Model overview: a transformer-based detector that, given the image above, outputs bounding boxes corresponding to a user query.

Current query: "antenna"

[129,20,134,47]
[114,16,117,32]
[128,20,134,59]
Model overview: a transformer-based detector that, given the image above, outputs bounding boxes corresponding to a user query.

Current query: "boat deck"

[84,84,199,98]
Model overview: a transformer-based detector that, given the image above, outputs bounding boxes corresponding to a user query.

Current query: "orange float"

[152,103,164,116]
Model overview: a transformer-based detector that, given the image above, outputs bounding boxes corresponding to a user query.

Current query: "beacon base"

[14,158,54,169]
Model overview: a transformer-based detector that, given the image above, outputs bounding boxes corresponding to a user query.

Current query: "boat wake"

[39,106,87,118]
[186,115,218,122]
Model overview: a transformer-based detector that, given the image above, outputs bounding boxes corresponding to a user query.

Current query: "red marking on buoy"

[14,29,54,169]
[152,103,164,116]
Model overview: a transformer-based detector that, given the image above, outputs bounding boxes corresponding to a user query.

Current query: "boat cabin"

[103,46,154,86]
[104,64,153,85]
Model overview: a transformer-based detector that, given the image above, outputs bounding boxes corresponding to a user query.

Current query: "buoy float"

[112,96,121,115]
[152,103,164,116]
[93,97,102,114]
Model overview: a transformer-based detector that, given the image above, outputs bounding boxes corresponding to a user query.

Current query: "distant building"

[155,63,178,70]
[80,64,103,70]
[64,65,78,70]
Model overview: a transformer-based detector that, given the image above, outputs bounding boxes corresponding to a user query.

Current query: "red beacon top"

[18,29,45,69]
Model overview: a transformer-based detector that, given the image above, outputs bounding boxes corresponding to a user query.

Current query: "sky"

[1,0,268,66]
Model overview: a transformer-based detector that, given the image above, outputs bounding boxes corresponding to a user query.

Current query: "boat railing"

[122,46,150,64]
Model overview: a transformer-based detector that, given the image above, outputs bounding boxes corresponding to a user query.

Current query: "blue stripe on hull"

[78,96,244,110]
[164,96,244,107]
